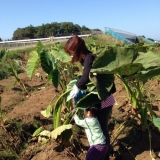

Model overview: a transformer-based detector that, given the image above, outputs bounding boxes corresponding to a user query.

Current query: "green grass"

[0,61,24,80]
[83,34,124,45]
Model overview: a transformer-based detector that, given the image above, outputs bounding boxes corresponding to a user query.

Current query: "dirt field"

[0,55,160,160]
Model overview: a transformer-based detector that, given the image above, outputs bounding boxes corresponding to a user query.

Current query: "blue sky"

[0,0,160,40]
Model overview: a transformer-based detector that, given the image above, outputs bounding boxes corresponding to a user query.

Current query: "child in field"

[73,106,109,160]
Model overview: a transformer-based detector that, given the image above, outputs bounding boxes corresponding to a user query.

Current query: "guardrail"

[0,34,92,48]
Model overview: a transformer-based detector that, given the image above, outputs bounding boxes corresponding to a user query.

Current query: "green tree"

[92,28,102,31]
[36,24,46,38]
[44,23,51,37]
[73,24,81,33]
[24,25,36,39]
[12,28,24,40]
[49,22,60,36]
[12,22,91,39]
[61,22,76,35]
[81,25,90,31]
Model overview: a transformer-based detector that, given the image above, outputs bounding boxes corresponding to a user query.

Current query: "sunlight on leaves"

[40,104,52,118]
[153,117,160,130]
[50,124,72,139]
[32,126,43,137]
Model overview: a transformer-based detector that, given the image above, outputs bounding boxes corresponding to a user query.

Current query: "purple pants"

[86,144,109,160]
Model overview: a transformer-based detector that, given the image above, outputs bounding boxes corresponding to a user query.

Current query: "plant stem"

[121,142,137,160]
[111,109,141,145]
[148,126,156,160]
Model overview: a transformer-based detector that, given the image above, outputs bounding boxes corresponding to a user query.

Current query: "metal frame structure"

[105,27,137,42]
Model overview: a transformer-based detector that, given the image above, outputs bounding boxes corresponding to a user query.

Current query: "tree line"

[12,22,99,40]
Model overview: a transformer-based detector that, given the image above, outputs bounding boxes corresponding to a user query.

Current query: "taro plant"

[0,49,28,94]
[82,43,160,159]
[8,59,28,94]
[26,41,72,91]
[0,48,8,79]
[27,41,75,127]
[26,41,43,79]
[50,43,160,129]
[32,42,160,146]
[28,42,77,143]
[51,43,160,133]
[89,44,160,130]
[48,43,160,130]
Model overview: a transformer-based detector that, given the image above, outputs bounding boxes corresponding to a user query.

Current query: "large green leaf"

[92,47,115,68]
[51,124,72,139]
[97,74,114,99]
[153,117,160,130]
[91,63,143,77]
[76,92,101,109]
[53,90,71,129]
[112,63,143,76]
[67,79,77,90]
[128,68,160,82]
[66,79,77,102]
[93,46,138,69]
[89,74,115,100]
[134,51,160,69]
[0,49,8,62]
[35,41,44,55]
[26,51,40,78]
[51,49,71,63]
[134,43,147,52]
[140,68,160,81]
[51,68,60,88]
[91,46,160,83]
[51,124,72,145]
[40,50,57,75]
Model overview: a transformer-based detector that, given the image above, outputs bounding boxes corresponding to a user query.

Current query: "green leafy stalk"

[8,61,29,95]
[53,89,71,129]
[117,74,137,109]
[111,109,141,145]
[63,108,79,125]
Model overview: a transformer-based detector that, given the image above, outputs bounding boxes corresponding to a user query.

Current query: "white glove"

[70,85,79,99]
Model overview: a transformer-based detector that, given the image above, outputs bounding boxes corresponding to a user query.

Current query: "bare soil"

[0,55,160,160]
